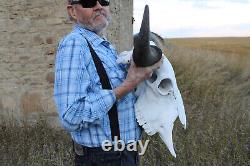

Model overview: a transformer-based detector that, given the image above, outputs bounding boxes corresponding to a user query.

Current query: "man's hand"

[114,57,163,99]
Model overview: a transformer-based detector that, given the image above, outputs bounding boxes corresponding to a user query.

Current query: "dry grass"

[1,37,250,165]
[0,118,73,166]
[167,37,250,56]
[141,38,250,165]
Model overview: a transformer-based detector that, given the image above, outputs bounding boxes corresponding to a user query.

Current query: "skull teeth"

[135,109,155,135]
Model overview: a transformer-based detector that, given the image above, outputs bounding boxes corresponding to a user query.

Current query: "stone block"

[33,35,44,45]
[46,37,54,44]
[0,96,19,116]
[46,18,63,25]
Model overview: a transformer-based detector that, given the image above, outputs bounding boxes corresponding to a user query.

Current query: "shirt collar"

[73,23,111,48]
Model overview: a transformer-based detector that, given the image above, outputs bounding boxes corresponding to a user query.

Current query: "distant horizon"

[133,0,250,38]
[165,36,250,39]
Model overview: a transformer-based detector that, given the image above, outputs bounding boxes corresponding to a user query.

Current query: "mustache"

[92,10,108,19]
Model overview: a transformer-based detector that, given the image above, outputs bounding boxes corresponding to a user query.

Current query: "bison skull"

[117,48,186,158]
[117,4,187,158]
[134,55,186,158]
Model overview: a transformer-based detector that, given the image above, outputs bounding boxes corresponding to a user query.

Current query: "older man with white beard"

[54,0,162,165]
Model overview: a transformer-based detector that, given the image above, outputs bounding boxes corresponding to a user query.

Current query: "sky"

[133,0,250,38]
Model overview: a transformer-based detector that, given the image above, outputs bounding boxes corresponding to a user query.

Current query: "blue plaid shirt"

[54,24,141,147]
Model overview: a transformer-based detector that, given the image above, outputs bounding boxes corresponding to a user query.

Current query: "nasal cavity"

[158,78,172,95]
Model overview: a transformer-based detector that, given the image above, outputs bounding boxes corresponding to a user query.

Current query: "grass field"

[141,37,250,165]
[1,37,249,165]
[167,37,250,56]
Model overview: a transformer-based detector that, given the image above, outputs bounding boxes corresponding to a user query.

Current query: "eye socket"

[148,72,157,83]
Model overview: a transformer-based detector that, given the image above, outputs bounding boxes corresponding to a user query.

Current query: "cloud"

[133,0,250,37]
[162,23,250,38]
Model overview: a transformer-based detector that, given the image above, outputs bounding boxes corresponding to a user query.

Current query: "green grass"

[1,38,250,165]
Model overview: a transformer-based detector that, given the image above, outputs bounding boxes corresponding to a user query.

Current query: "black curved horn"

[133,5,162,67]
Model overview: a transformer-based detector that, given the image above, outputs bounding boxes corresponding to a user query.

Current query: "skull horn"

[133,5,162,67]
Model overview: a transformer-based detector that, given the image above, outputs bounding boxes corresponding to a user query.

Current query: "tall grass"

[0,118,73,165]
[1,38,249,165]
[140,43,249,165]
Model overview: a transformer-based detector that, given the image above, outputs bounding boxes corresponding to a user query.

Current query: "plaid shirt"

[54,24,141,147]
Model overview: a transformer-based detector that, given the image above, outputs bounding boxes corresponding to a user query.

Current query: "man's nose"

[93,1,103,9]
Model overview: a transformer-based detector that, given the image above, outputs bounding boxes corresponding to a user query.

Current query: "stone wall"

[0,0,133,126]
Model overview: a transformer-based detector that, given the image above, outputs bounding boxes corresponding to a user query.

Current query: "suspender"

[86,39,121,141]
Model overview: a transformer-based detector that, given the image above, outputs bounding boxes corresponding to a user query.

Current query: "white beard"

[117,44,187,158]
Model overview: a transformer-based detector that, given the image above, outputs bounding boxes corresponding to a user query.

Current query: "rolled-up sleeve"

[54,38,116,132]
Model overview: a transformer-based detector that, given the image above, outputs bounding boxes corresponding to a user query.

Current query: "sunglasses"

[71,0,110,8]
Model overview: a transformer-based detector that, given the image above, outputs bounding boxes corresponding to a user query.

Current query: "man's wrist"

[114,81,135,100]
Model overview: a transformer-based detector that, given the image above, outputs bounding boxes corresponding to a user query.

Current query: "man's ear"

[67,5,77,21]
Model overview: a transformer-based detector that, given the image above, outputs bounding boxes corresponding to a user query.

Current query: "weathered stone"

[0,98,3,111]
[0,19,7,32]
[45,47,56,56]
[46,37,53,44]
[1,97,19,115]
[48,63,54,68]
[46,18,63,25]
[41,97,57,116]
[19,56,30,61]
[46,72,54,84]
[0,0,133,126]
[33,35,44,45]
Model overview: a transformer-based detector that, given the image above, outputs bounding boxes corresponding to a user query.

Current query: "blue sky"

[133,0,250,38]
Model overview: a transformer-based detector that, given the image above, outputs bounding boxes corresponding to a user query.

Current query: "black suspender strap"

[85,39,121,141]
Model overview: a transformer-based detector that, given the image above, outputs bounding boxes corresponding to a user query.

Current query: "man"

[54,0,161,165]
